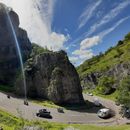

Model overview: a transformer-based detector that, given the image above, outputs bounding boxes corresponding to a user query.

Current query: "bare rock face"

[16,51,84,104]
[0,3,32,85]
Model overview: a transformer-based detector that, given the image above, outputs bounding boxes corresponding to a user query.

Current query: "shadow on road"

[61,100,105,114]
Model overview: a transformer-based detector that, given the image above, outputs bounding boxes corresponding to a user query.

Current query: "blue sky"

[1,0,130,66]
[52,0,130,66]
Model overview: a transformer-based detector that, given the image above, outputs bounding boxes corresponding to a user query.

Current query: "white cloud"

[80,36,101,50]
[0,0,68,51]
[69,56,79,63]
[78,0,102,29]
[71,36,100,63]
[71,36,101,62]
[73,49,93,59]
[69,54,93,65]
[99,16,130,39]
[49,32,68,51]
[87,0,130,36]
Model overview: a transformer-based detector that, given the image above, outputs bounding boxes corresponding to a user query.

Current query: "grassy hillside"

[77,33,130,79]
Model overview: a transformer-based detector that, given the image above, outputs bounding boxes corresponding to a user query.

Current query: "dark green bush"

[125,33,130,41]
[117,40,124,46]
[116,76,130,108]
[96,76,115,95]
[30,43,51,57]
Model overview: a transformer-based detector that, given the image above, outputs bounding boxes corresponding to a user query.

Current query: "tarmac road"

[0,92,128,125]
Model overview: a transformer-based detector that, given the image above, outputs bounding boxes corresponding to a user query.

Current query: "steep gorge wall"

[81,62,130,90]
[0,3,32,85]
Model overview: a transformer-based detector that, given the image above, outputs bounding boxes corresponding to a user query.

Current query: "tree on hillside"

[117,40,123,46]
[125,33,130,41]
[116,76,130,108]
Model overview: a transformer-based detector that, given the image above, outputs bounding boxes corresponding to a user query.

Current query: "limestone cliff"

[16,50,84,104]
[0,3,32,85]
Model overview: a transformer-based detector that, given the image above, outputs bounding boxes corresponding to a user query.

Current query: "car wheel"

[36,113,40,117]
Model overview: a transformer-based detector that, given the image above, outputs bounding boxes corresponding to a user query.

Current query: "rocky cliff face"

[81,62,130,91]
[0,3,32,85]
[16,51,84,104]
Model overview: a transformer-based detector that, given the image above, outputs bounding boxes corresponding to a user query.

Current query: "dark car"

[7,95,10,99]
[36,109,52,119]
[120,106,130,118]
[24,100,29,106]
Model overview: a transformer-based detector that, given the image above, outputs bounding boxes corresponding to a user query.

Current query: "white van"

[97,108,111,118]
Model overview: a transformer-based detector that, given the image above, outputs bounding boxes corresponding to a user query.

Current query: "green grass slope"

[77,33,130,79]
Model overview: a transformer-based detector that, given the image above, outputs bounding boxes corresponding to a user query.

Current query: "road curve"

[0,92,129,125]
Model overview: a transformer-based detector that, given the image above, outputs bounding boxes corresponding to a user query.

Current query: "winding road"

[0,92,129,125]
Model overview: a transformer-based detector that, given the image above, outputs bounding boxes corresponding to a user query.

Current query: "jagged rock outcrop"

[0,3,32,85]
[81,62,130,91]
[16,51,84,104]
[81,73,99,89]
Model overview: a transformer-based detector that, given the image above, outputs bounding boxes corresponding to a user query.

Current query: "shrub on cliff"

[30,43,51,57]
[25,44,52,72]
[96,76,115,95]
